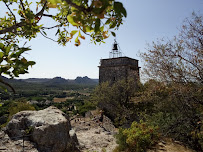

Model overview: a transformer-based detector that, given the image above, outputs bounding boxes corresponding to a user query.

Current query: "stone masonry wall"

[99,57,140,84]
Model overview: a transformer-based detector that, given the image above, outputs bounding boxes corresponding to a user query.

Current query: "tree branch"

[4,1,17,25]
[0,78,15,93]
[36,0,48,17]
[40,30,58,42]
[0,1,48,35]
[42,14,53,18]
[0,22,24,34]
[42,25,60,30]
[19,0,26,12]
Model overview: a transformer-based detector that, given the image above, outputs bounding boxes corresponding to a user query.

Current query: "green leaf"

[71,30,78,36]
[15,47,31,57]
[111,31,116,37]
[0,43,4,49]
[21,58,27,64]
[105,18,111,25]
[42,30,47,36]
[0,52,3,58]
[100,26,104,32]
[5,45,12,55]
[114,2,127,17]
[28,61,36,66]
[78,30,81,37]
[48,0,62,4]
[110,22,116,29]
[121,7,127,17]
[86,26,94,32]
[75,36,79,43]
[67,15,79,26]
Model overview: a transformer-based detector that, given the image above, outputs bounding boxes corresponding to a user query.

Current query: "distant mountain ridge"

[1,76,99,85]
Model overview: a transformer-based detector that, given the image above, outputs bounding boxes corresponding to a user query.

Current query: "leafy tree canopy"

[0,0,127,91]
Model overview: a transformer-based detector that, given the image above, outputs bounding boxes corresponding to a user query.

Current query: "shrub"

[92,79,140,127]
[138,80,203,151]
[115,121,159,152]
[115,128,128,151]
[77,101,96,116]
[8,101,35,120]
[0,101,35,128]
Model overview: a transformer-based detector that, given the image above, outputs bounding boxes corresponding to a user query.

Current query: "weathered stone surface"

[69,129,79,146]
[71,113,118,152]
[99,57,140,84]
[102,115,116,133]
[4,106,78,152]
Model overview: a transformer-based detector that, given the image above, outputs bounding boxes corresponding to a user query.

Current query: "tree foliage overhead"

[142,12,203,84]
[0,0,127,91]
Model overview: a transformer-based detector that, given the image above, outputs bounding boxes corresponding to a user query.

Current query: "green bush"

[92,79,140,127]
[77,101,96,116]
[0,101,35,128]
[115,121,159,152]
[137,80,203,151]
[8,101,35,120]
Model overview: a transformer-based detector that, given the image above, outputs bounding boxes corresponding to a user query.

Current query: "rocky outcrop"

[102,115,116,133]
[71,113,118,152]
[76,127,117,152]
[1,106,78,152]
[84,110,116,133]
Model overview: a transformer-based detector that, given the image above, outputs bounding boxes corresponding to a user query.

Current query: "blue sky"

[1,0,203,79]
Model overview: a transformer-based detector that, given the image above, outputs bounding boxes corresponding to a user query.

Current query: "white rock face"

[4,106,78,152]
[76,127,117,152]
[71,115,118,152]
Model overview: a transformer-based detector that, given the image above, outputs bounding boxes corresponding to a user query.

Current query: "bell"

[112,43,118,50]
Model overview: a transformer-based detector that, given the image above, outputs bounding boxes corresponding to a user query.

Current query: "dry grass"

[53,97,74,103]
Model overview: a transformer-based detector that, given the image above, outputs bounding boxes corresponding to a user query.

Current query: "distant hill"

[23,78,50,83]
[75,76,98,84]
[0,76,98,86]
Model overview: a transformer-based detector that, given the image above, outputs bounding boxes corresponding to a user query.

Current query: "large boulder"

[5,106,78,152]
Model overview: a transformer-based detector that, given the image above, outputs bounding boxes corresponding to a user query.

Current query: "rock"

[85,111,93,118]
[70,110,118,152]
[94,129,101,134]
[0,130,38,152]
[105,132,111,135]
[5,106,78,152]
[75,126,118,152]
[158,142,166,147]
[69,129,79,145]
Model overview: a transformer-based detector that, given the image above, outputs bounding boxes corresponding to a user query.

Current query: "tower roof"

[99,57,139,68]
